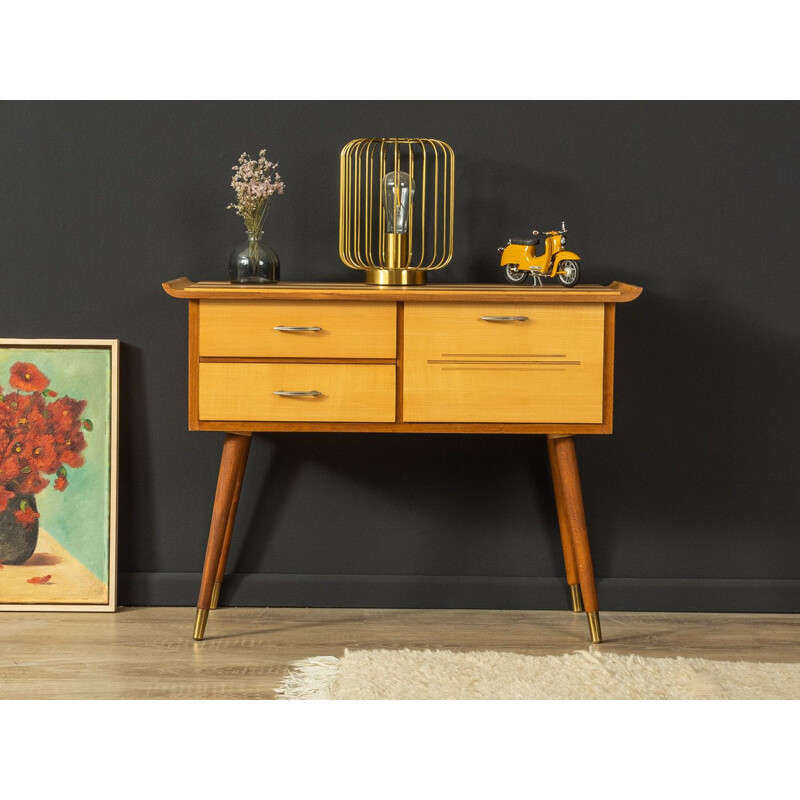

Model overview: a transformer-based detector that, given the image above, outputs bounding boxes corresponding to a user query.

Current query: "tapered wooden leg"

[194,433,252,640]
[548,434,602,643]
[210,435,252,610]
[546,436,583,613]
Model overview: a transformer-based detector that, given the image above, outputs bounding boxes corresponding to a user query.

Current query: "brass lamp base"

[365,268,427,286]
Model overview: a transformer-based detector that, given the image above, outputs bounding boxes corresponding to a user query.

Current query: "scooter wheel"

[505,264,528,284]
[557,260,580,287]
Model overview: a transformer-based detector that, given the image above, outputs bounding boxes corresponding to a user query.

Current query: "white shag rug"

[275,648,800,700]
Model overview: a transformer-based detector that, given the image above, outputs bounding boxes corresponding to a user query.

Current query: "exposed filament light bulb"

[382,170,415,234]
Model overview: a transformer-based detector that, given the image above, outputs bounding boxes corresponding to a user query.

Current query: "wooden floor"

[0,607,798,699]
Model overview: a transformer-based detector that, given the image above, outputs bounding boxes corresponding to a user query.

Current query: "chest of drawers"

[164,278,641,642]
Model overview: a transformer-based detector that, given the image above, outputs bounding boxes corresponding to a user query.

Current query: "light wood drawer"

[403,302,605,423]
[198,300,396,358]
[199,363,396,422]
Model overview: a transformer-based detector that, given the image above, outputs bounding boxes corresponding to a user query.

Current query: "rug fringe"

[274,655,341,700]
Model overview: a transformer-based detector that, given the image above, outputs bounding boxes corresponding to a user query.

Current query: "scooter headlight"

[560,236,567,246]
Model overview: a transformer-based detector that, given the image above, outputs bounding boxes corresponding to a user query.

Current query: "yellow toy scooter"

[498,222,581,287]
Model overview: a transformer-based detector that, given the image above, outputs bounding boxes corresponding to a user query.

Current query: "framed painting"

[0,339,118,611]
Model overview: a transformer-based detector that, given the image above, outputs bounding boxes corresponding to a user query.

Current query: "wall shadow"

[221,429,566,607]
[582,281,800,581]
[116,343,158,581]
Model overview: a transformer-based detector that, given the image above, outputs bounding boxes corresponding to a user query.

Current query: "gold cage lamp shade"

[339,138,455,285]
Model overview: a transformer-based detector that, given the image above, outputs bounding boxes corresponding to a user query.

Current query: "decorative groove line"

[440,367,568,372]
[441,353,567,358]
[428,359,581,365]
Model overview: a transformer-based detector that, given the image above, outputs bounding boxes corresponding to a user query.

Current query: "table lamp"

[339,138,455,285]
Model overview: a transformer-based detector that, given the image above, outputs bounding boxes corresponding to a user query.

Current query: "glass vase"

[228,230,280,284]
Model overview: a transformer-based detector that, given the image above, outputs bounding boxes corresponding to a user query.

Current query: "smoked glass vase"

[228,230,280,284]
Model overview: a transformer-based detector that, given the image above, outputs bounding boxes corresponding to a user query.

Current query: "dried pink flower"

[228,149,286,233]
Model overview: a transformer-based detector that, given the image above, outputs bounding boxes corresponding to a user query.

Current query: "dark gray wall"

[2,101,799,611]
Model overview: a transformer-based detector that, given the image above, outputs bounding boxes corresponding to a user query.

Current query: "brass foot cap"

[210,581,222,610]
[587,611,602,644]
[193,608,209,640]
[569,584,584,613]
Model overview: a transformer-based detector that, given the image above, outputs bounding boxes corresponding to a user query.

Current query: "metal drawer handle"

[273,390,323,397]
[273,326,323,332]
[479,315,529,322]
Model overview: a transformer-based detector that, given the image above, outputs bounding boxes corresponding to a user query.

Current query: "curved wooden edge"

[162,277,643,303]
[162,277,194,297]
[608,281,643,302]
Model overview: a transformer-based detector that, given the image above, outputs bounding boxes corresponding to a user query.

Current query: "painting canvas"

[0,340,118,611]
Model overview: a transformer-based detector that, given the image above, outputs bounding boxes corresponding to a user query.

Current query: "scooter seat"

[508,237,540,246]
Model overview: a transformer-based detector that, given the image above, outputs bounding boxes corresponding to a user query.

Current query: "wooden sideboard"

[163,278,642,642]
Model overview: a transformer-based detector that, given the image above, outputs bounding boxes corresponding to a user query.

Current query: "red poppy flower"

[61,451,85,470]
[54,474,68,491]
[0,458,23,483]
[47,396,87,434]
[15,393,47,431]
[0,487,14,513]
[0,441,25,483]
[14,505,40,526]
[56,430,87,469]
[9,362,50,393]
[1,392,47,435]
[16,471,48,495]
[0,392,19,427]
[26,434,58,473]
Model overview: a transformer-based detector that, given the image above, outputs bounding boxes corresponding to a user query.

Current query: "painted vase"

[0,493,39,565]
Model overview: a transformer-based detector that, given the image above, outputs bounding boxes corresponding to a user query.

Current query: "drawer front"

[198,300,397,358]
[199,363,396,422]
[403,302,605,423]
